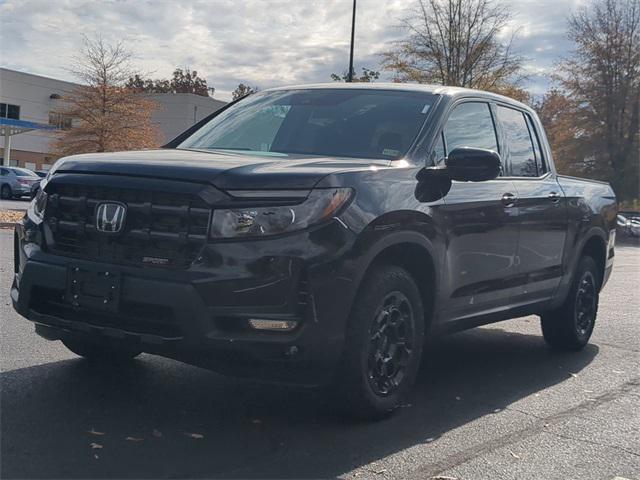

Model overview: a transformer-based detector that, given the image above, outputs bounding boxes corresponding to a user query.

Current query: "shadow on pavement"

[1,325,598,479]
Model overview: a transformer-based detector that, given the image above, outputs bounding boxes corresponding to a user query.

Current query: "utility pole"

[347,0,356,82]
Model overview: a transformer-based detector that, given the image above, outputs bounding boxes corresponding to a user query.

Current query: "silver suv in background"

[0,167,41,199]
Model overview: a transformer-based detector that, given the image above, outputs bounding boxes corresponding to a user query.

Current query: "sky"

[0,0,584,101]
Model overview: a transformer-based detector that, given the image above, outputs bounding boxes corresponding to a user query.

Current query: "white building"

[0,68,226,170]
[146,93,226,144]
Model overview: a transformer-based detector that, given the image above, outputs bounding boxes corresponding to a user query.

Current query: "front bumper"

[12,216,359,385]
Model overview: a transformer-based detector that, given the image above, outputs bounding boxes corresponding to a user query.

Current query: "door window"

[496,106,538,177]
[444,102,499,153]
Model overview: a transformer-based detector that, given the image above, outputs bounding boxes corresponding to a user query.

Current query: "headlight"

[210,188,352,238]
[32,188,48,219]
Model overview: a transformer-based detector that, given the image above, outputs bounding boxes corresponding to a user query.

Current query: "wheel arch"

[350,230,439,331]
[580,232,607,289]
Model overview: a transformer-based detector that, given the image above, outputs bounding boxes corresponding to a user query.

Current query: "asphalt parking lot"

[1,228,638,479]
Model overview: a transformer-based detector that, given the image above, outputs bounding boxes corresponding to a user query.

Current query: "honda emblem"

[95,202,126,233]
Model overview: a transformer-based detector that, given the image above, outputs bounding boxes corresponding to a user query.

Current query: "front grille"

[45,182,211,268]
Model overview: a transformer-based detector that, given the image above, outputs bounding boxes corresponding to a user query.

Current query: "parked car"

[617,211,640,238]
[12,84,617,418]
[0,167,41,199]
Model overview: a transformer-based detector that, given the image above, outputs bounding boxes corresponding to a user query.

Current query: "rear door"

[495,105,567,304]
[436,101,520,323]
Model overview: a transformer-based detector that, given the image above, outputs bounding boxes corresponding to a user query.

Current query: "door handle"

[501,192,517,207]
[548,191,561,204]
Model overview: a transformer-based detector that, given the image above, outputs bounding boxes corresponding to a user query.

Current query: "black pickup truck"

[12,84,617,418]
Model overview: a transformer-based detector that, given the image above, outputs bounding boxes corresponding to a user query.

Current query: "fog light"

[248,319,298,331]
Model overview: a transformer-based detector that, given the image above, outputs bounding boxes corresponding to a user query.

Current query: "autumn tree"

[382,0,525,96]
[556,0,640,201]
[232,83,259,100]
[536,89,595,177]
[126,68,211,96]
[53,36,160,157]
[331,67,380,82]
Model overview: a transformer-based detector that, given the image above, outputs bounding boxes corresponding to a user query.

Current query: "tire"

[541,256,599,351]
[1,185,12,200]
[63,338,141,363]
[332,264,425,420]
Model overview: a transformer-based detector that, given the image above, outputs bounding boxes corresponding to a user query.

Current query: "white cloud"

[0,0,580,100]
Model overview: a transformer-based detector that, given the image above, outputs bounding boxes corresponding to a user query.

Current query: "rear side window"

[444,102,498,153]
[524,114,547,175]
[496,106,538,177]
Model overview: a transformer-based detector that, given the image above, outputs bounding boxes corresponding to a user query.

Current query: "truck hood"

[51,149,391,190]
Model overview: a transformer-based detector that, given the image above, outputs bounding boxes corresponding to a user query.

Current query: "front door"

[435,101,521,323]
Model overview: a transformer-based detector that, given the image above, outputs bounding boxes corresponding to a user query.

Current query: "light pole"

[347,0,356,82]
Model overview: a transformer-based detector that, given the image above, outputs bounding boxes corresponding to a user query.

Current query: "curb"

[0,222,17,229]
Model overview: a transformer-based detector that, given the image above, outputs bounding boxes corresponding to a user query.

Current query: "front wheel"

[541,256,599,350]
[332,264,425,419]
[63,338,141,363]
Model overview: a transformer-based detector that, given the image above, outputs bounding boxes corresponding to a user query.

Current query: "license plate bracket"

[66,266,121,313]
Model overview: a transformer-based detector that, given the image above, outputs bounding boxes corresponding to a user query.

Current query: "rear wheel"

[1,185,12,200]
[541,256,599,350]
[332,264,425,419]
[63,338,141,363]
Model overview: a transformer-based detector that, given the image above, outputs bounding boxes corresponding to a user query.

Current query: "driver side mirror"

[446,147,502,182]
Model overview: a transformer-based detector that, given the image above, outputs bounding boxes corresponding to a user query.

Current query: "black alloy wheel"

[367,291,416,397]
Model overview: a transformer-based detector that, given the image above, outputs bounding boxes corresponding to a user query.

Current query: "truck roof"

[263,82,532,112]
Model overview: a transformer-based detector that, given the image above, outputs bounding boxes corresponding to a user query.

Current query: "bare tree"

[382,0,525,96]
[556,0,640,201]
[53,35,160,157]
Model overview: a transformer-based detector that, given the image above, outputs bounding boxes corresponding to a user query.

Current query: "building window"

[48,112,73,130]
[0,103,20,120]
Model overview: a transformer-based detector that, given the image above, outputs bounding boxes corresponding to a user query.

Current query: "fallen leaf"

[371,468,387,475]
[185,432,204,439]
[90,443,103,449]
[125,437,144,442]
[430,476,458,480]
[152,429,163,438]
[570,373,578,378]
[509,450,521,459]
[87,429,105,436]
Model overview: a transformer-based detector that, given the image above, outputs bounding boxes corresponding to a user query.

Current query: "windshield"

[11,168,38,177]
[179,89,437,160]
